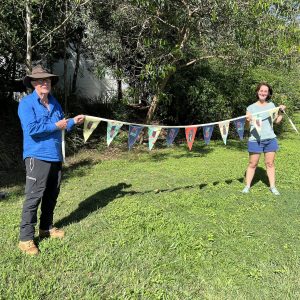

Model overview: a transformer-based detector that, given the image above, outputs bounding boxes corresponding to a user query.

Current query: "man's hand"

[73,115,85,125]
[55,118,68,130]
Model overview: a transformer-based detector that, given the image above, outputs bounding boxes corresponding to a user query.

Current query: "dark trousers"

[20,157,62,241]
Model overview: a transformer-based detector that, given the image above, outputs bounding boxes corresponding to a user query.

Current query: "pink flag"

[185,127,197,151]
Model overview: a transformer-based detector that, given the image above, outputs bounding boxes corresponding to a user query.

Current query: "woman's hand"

[246,111,252,122]
[279,105,286,112]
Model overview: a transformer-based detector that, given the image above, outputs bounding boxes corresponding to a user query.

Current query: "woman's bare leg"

[245,153,261,187]
[264,151,276,187]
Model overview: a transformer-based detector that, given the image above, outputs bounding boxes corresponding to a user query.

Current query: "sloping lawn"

[1,115,299,299]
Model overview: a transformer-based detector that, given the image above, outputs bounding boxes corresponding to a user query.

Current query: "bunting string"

[90,107,285,128]
[80,107,299,151]
[283,110,299,134]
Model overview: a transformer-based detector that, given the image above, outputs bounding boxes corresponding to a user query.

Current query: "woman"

[242,82,286,195]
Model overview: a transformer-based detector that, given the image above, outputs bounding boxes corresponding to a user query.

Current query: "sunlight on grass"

[1,114,300,299]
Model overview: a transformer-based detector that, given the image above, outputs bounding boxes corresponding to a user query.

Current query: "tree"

[0,0,91,104]
[83,0,299,122]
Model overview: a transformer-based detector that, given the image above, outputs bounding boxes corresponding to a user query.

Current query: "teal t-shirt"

[247,102,276,141]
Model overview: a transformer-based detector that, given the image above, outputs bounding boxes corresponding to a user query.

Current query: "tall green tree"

[84,0,299,122]
[0,0,90,100]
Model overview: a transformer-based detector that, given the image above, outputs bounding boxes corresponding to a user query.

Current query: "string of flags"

[80,107,298,151]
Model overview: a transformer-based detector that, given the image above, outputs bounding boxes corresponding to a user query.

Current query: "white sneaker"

[270,187,280,196]
[242,186,250,193]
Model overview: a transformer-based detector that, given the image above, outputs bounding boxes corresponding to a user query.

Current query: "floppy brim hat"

[23,65,59,88]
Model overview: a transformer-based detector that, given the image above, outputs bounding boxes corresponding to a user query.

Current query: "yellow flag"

[83,116,101,142]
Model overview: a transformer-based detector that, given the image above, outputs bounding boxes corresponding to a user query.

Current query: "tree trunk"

[145,72,173,123]
[138,71,173,143]
[117,79,122,101]
[71,42,81,95]
[25,0,32,75]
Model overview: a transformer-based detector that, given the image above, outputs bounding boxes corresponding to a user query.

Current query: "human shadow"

[136,175,244,195]
[56,174,246,227]
[251,166,269,187]
[55,183,134,227]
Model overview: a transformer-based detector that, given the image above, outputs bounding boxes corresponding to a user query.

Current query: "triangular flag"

[166,128,179,146]
[202,125,214,145]
[234,118,246,140]
[148,127,161,150]
[107,122,123,146]
[128,125,143,150]
[219,121,230,145]
[269,107,279,123]
[252,115,262,135]
[83,116,101,142]
[185,127,197,150]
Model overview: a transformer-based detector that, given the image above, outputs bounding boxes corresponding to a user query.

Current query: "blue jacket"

[18,90,75,161]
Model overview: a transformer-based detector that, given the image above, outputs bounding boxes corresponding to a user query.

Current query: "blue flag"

[202,125,214,145]
[128,125,143,150]
[166,128,179,146]
[234,118,246,140]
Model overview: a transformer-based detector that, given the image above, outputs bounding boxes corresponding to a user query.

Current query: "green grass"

[1,115,300,299]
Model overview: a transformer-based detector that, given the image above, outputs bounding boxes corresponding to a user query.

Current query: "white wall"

[52,47,119,101]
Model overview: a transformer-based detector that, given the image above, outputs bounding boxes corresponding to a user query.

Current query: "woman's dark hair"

[255,82,273,100]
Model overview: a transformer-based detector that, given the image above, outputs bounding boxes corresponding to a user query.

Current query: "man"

[18,65,85,255]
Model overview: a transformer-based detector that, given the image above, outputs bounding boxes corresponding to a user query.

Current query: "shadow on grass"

[63,159,99,181]
[56,176,245,227]
[0,159,96,190]
[223,139,247,151]
[147,143,214,161]
[0,169,24,189]
[251,166,269,187]
[137,174,244,194]
[55,183,134,227]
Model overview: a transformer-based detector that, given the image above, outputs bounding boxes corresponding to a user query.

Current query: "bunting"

[284,111,299,134]
[252,115,262,136]
[185,127,197,150]
[107,121,123,146]
[219,121,230,145]
[269,107,279,123]
[166,128,179,146]
[202,125,214,145]
[80,107,298,151]
[234,118,246,140]
[148,127,161,150]
[83,116,101,142]
[128,125,143,150]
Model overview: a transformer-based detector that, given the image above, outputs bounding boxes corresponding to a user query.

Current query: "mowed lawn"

[0,116,300,299]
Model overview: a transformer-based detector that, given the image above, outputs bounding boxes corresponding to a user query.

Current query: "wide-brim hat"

[23,65,59,88]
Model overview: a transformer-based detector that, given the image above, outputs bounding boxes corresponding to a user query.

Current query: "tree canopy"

[0,0,299,121]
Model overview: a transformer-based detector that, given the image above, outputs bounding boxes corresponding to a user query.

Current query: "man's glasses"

[33,78,51,85]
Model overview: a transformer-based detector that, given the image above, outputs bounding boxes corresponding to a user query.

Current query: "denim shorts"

[248,138,279,153]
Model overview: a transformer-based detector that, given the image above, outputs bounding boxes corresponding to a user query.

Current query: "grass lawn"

[0,115,300,299]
